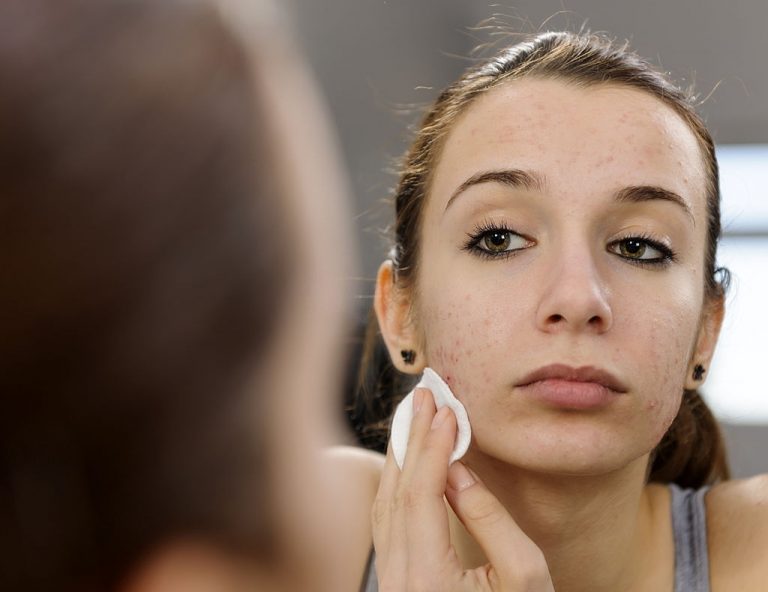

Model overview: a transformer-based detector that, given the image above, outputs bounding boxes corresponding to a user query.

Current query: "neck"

[450,452,669,592]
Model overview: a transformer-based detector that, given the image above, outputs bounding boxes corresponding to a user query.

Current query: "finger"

[404,406,461,577]
[374,386,432,548]
[378,388,438,589]
[445,463,553,588]
[399,387,437,480]
[371,443,410,590]
[373,387,434,590]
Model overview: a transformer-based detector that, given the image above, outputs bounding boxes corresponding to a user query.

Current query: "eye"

[463,223,533,259]
[482,230,521,253]
[608,235,676,267]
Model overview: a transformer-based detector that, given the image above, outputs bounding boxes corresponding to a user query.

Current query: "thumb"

[445,462,553,590]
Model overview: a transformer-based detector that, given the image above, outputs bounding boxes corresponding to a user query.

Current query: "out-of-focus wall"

[289,1,768,477]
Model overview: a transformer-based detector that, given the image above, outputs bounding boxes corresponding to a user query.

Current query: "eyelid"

[462,219,534,259]
[607,233,677,266]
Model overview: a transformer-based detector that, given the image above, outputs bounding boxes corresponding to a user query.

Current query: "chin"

[468,420,655,478]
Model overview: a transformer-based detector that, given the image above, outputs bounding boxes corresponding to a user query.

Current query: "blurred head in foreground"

[0,0,353,590]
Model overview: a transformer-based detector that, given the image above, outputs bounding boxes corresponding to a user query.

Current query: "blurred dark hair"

[352,31,730,488]
[0,0,293,589]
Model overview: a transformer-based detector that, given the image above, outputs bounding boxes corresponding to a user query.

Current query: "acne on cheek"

[645,394,683,450]
[640,318,691,440]
[430,344,460,389]
[644,396,677,430]
[424,301,498,399]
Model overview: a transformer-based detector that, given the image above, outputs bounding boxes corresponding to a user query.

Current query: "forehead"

[429,77,707,214]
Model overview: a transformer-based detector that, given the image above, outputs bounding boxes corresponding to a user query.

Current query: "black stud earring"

[401,350,416,365]
[692,364,706,381]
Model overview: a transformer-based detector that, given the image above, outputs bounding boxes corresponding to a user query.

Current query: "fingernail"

[430,406,450,430]
[447,462,476,492]
[413,389,424,414]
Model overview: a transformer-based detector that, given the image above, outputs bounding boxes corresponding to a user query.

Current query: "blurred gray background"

[288,0,768,478]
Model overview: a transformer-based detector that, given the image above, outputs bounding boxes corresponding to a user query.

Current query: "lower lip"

[518,379,620,410]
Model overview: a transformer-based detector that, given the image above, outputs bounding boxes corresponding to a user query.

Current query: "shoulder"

[323,444,386,476]
[321,446,385,588]
[322,445,386,502]
[707,473,768,533]
[706,474,768,590]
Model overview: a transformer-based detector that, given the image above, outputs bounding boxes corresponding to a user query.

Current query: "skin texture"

[416,78,711,477]
[372,389,555,592]
[372,78,729,591]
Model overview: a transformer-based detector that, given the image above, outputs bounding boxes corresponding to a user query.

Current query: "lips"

[516,363,628,393]
[515,364,628,410]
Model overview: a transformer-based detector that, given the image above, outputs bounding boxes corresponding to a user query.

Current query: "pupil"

[623,239,644,257]
[490,232,507,246]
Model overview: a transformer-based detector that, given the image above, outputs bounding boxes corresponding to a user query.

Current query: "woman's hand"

[372,388,555,591]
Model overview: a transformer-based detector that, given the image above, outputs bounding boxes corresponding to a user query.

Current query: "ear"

[373,260,425,374]
[685,295,725,390]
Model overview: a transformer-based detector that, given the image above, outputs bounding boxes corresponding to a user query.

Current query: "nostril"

[588,315,602,326]
[549,314,565,323]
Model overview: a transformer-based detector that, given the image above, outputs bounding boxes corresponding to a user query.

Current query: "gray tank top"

[669,483,712,592]
[359,484,711,592]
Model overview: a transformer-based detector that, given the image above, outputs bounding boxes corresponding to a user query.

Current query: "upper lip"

[516,363,628,393]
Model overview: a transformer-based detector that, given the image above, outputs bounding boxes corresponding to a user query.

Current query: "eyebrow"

[444,169,546,212]
[615,185,695,225]
[444,168,695,224]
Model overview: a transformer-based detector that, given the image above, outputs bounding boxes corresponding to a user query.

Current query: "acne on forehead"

[431,78,708,216]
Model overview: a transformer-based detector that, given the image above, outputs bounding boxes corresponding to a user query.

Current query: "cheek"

[420,290,512,396]
[627,303,698,444]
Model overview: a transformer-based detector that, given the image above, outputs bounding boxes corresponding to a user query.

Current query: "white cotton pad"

[390,367,472,469]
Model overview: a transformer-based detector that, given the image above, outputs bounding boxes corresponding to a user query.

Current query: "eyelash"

[462,222,678,268]
[608,232,678,268]
[462,220,532,261]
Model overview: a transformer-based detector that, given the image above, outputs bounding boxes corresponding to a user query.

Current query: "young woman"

[340,31,768,591]
[0,1,357,591]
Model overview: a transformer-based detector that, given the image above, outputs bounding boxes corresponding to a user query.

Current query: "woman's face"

[413,78,717,475]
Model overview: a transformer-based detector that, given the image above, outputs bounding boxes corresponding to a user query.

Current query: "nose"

[535,244,613,334]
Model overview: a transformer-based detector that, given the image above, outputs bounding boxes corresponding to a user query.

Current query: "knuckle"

[402,487,428,511]
[463,497,503,527]
[391,489,406,512]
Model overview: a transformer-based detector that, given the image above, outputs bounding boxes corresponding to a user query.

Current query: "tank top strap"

[669,483,712,592]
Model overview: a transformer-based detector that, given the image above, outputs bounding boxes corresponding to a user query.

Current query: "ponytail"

[649,389,730,487]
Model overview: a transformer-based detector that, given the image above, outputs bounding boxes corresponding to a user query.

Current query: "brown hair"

[352,31,731,488]
[0,0,293,589]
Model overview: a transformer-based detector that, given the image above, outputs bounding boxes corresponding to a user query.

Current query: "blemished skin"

[349,77,768,592]
[417,79,708,478]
